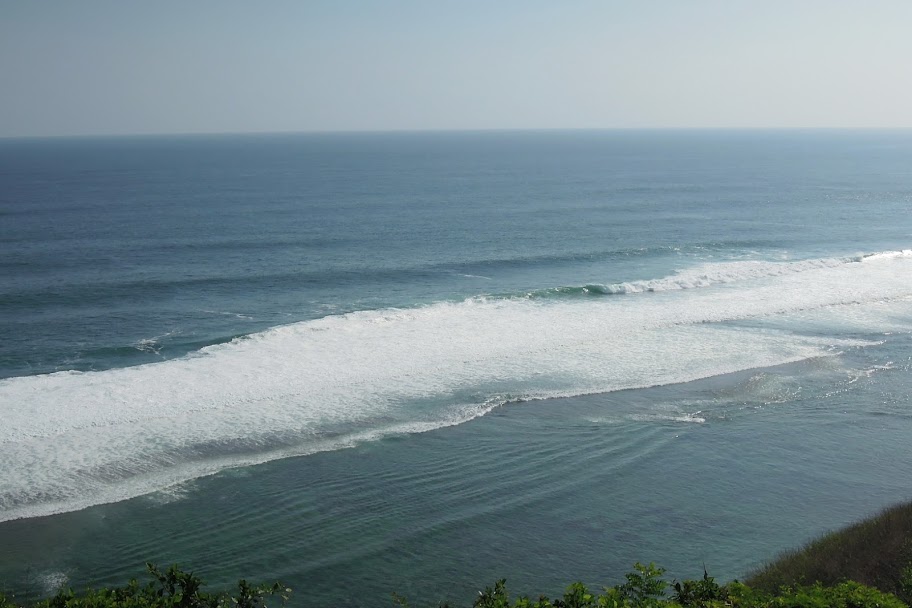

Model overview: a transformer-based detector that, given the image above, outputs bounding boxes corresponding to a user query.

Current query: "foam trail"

[1,251,911,522]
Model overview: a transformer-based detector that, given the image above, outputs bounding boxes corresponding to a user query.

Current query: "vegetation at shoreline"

[4,501,912,607]
[442,563,908,607]
[3,562,908,608]
[746,500,912,604]
[0,564,289,608]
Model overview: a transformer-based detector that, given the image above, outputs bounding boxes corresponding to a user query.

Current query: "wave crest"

[514,255,872,300]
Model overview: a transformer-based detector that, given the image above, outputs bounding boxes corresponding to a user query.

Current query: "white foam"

[596,256,852,295]
[133,330,180,354]
[143,479,198,506]
[1,250,911,522]
[628,413,707,424]
[202,310,254,320]
[38,570,69,595]
[861,249,912,262]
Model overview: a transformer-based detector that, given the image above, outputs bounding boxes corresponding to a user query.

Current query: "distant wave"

[494,252,912,301]
[1,240,786,311]
[1,249,911,523]
[438,240,778,274]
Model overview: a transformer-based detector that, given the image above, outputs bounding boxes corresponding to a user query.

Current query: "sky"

[1,0,911,137]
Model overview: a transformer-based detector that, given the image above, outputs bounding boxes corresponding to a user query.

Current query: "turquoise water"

[1,131,912,605]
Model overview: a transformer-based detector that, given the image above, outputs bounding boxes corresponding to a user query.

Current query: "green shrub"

[670,568,727,606]
[460,564,909,608]
[0,564,289,608]
[767,581,906,608]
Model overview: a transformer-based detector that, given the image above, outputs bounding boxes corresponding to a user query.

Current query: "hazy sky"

[2,0,911,137]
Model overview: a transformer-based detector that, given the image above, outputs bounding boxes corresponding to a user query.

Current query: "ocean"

[1,130,911,606]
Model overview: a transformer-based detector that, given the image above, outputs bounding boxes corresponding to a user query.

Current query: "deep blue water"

[1,131,911,605]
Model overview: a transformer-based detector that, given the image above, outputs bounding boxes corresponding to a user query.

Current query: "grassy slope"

[745,500,912,603]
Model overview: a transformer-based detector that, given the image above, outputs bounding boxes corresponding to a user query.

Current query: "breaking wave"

[509,251,912,300]
[1,250,911,522]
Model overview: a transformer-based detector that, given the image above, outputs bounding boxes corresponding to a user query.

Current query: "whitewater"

[2,250,910,523]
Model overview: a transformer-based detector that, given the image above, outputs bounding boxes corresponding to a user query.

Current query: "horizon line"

[4,125,912,141]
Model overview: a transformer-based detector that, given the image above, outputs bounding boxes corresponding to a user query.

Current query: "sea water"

[1,131,911,605]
